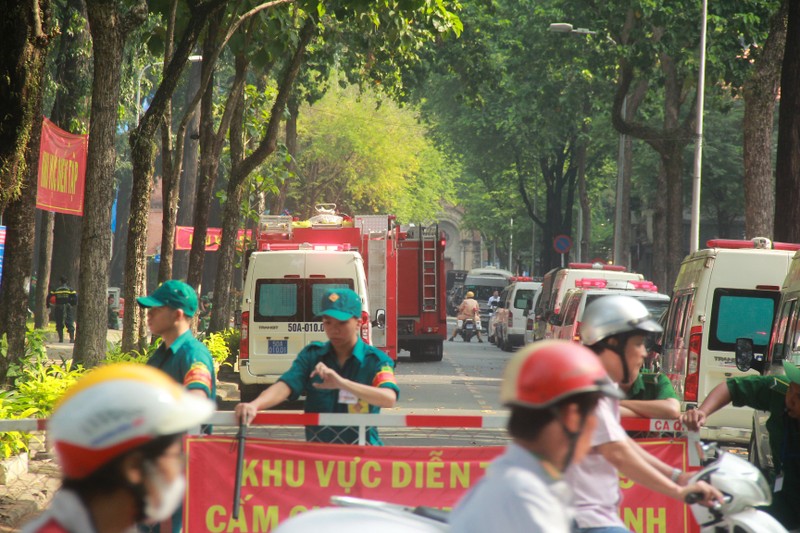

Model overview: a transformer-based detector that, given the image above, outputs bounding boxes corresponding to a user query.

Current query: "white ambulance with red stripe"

[238,206,398,402]
[658,237,800,443]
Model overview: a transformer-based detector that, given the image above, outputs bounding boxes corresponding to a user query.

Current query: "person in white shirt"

[451,340,623,533]
[566,295,722,532]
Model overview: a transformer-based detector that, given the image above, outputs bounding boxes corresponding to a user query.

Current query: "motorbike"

[459,318,476,342]
[273,496,449,533]
[273,440,787,533]
[687,442,786,532]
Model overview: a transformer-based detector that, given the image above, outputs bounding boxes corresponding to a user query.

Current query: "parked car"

[494,280,542,351]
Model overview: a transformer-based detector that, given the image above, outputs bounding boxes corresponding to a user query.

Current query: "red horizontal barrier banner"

[36,117,88,216]
[175,226,253,251]
[184,436,698,532]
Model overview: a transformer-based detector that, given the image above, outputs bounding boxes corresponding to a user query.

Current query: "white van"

[535,263,644,340]
[658,237,800,443]
[742,249,800,470]
[494,280,542,351]
[238,249,370,402]
[555,281,669,342]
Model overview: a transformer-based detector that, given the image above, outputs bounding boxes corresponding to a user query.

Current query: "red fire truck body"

[396,225,447,361]
[250,212,399,360]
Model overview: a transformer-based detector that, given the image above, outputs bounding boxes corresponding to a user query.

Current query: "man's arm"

[679,382,732,430]
[235,381,293,425]
[311,362,397,408]
[620,398,681,419]
[598,439,721,506]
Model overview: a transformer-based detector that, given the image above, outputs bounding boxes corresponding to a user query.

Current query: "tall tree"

[0,0,54,383]
[122,0,226,351]
[76,0,148,366]
[36,0,91,329]
[774,0,800,242]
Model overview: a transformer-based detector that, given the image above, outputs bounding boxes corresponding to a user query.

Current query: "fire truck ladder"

[421,225,439,312]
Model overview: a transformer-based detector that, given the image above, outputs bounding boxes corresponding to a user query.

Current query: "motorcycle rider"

[22,363,214,533]
[448,290,483,343]
[567,295,722,532]
[451,340,623,532]
[680,359,800,530]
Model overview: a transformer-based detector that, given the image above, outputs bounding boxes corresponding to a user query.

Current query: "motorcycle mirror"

[374,309,386,329]
[735,338,755,372]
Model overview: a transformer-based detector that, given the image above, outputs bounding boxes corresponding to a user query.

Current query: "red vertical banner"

[36,117,88,215]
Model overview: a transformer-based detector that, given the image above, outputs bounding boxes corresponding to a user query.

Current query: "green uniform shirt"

[147,329,216,400]
[279,338,400,445]
[626,372,679,401]
[727,374,800,529]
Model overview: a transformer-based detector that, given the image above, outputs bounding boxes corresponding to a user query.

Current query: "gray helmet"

[579,295,662,346]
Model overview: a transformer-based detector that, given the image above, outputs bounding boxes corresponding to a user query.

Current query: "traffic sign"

[553,234,573,254]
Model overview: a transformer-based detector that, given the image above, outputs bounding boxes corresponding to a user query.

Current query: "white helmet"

[49,363,214,479]
[579,295,662,346]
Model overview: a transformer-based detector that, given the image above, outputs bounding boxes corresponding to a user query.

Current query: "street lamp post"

[689,0,708,253]
[136,55,203,123]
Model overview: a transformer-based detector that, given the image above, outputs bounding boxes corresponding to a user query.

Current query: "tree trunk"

[652,165,668,291]
[122,1,221,351]
[38,0,90,329]
[34,212,53,328]
[186,19,223,296]
[741,0,785,240]
[775,0,800,242]
[270,96,299,215]
[210,54,247,333]
[0,0,53,383]
[77,0,145,365]
[174,61,202,280]
[158,0,178,284]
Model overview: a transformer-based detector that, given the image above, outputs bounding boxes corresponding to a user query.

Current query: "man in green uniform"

[620,372,680,419]
[136,279,216,533]
[681,360,800,530]
[235,288,399,445]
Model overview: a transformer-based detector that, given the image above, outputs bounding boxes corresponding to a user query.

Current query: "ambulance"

[658,237,800,443]
[238,206,397,402]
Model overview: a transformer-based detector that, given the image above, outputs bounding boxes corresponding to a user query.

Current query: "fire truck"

[238,206,399,401]
[396,225,447,362]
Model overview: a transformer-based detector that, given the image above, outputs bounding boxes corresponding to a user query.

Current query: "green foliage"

[286,80,457,221]
[102,338,160,365]
[0,390,38,459]
[202,331,233,369]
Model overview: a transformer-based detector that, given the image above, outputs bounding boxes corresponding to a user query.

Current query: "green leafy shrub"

[102,340,153,365]
[0,390,39,459]
[203,331,232,369]
[14,360,84,419]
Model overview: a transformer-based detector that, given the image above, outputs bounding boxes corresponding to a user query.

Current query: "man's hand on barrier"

[235,403,258,426]
[311,362,344,390]
[679,408,707,431]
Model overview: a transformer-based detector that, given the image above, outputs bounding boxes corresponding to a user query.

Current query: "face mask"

[143,460,186,523]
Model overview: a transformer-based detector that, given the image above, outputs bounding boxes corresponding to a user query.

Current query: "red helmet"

[500,340,623,408]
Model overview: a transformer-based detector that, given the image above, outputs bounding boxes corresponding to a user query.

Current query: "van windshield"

[255,279,354,322]
[464,284,505,301]
[709,289,780,352]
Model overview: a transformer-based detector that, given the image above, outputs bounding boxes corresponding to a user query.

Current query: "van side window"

[661,291,695,380]
[255,281,301,322]
[514,290,533,310]
[708,288,780,353]
[769,299,796,367]
[785,300,800,366]
[561,294,581,327]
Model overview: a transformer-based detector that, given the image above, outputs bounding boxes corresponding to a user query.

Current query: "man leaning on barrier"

[680,360,800,530]
[451,340,623,533]
[235,288,399,445]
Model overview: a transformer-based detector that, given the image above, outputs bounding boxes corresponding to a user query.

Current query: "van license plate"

[268,340,288,354]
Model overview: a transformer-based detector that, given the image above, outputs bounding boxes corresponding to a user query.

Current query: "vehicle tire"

[239,384,263,403]
[462,330,473,343]
[428,341,444,362]
[501,334,513,352]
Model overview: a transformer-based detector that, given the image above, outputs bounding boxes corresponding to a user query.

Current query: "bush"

[203,331,232,369]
